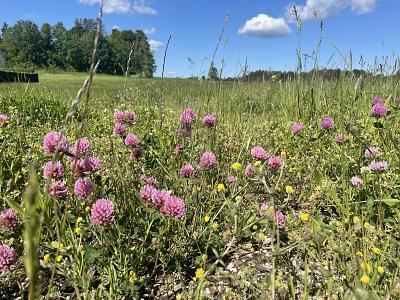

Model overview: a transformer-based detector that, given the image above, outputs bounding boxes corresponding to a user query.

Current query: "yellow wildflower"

[76,217,83,223]
[195,267,205,279]
[275,275,282,288]
[356,251,363,258]
[360,262,371,273]
[253,160,261,167]
[363,222,371,229]
[217,183,225,192]
[211,222,219,230]
[231,162,242,170]
[51,241,64,250]
[353,216,360,224]
[360,275,370,284]
[43,254,50,263]
[56,255,62,263]
[204,215,210,223]
[235,195,242,202]
[201,254,208,261]
[285,185,294,194]
[258,232,266,241]
[74,227,81,234]
[85,206,91,212]
[371,247,380,254]
[130,271,136,280]
[377,266,385,274]
[300,213,309,222]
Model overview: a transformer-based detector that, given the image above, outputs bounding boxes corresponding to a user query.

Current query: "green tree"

[0,18,156,76]
[51,22,67,69]
[108,28,131,75]
[131,30,155,77]
[0,20,44,67]
[208,62,219,80]
[40,23,53,67]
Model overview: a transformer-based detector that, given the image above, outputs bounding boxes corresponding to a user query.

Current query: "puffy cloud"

[239,14,291,38]
[351,0,377,14]
[78,0,157,15]
[143,27,156,35]
[286,0,377,21]
[149,40,164,52]
[132,0,157,15]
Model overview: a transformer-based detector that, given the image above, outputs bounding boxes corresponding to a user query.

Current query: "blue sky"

[1,0,399,77]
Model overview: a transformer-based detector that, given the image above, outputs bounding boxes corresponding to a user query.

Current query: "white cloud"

[351,0,377,13]
[143,27,156,35]
[79,0,130,13]
[167,71,176,74]
[132,0,157,15]
[286,0,377,21]
[78,0,157,14]
[238,14,291,38]
[149,40,164,52]
[112,25,120,30]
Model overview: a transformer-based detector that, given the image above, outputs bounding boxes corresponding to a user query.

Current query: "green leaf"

[84,246,102,264]
[5,198,24,215]
[379,199,399,207]
[246,214,256,225]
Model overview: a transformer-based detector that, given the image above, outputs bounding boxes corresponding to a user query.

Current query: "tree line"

[224,68,381,82]
[0,19,156,77]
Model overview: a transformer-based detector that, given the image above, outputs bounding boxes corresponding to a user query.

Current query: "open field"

[1,71,400,299]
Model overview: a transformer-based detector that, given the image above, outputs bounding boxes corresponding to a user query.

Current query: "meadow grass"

[0,71,399,299]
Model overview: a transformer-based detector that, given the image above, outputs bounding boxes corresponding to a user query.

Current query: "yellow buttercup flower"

[231,162,242,170]
[129,271,136,281]
[76,217,83,223]
[204,215,210,223]
[252,225,258,230]
[285,185,294,194]
[43,254,50,263]
[371,247,380,254]
[51,241,64,250]
[360,275,370,284]
[275,275,282,288]
[258,232,266,240]
[211,222,219,230]
[360,262,371,273]
[253,160,261,167]
[85,206,91,212]
[195,267,205,279]
[363,222,371,229]
[377,266,385,274]
[74,227,81,234]
[56,255,63,263]
[217,183,225,192]
[300,213,309,222]
[356,251,363,258]
[235,195,242,202]
[353,216,360,224]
